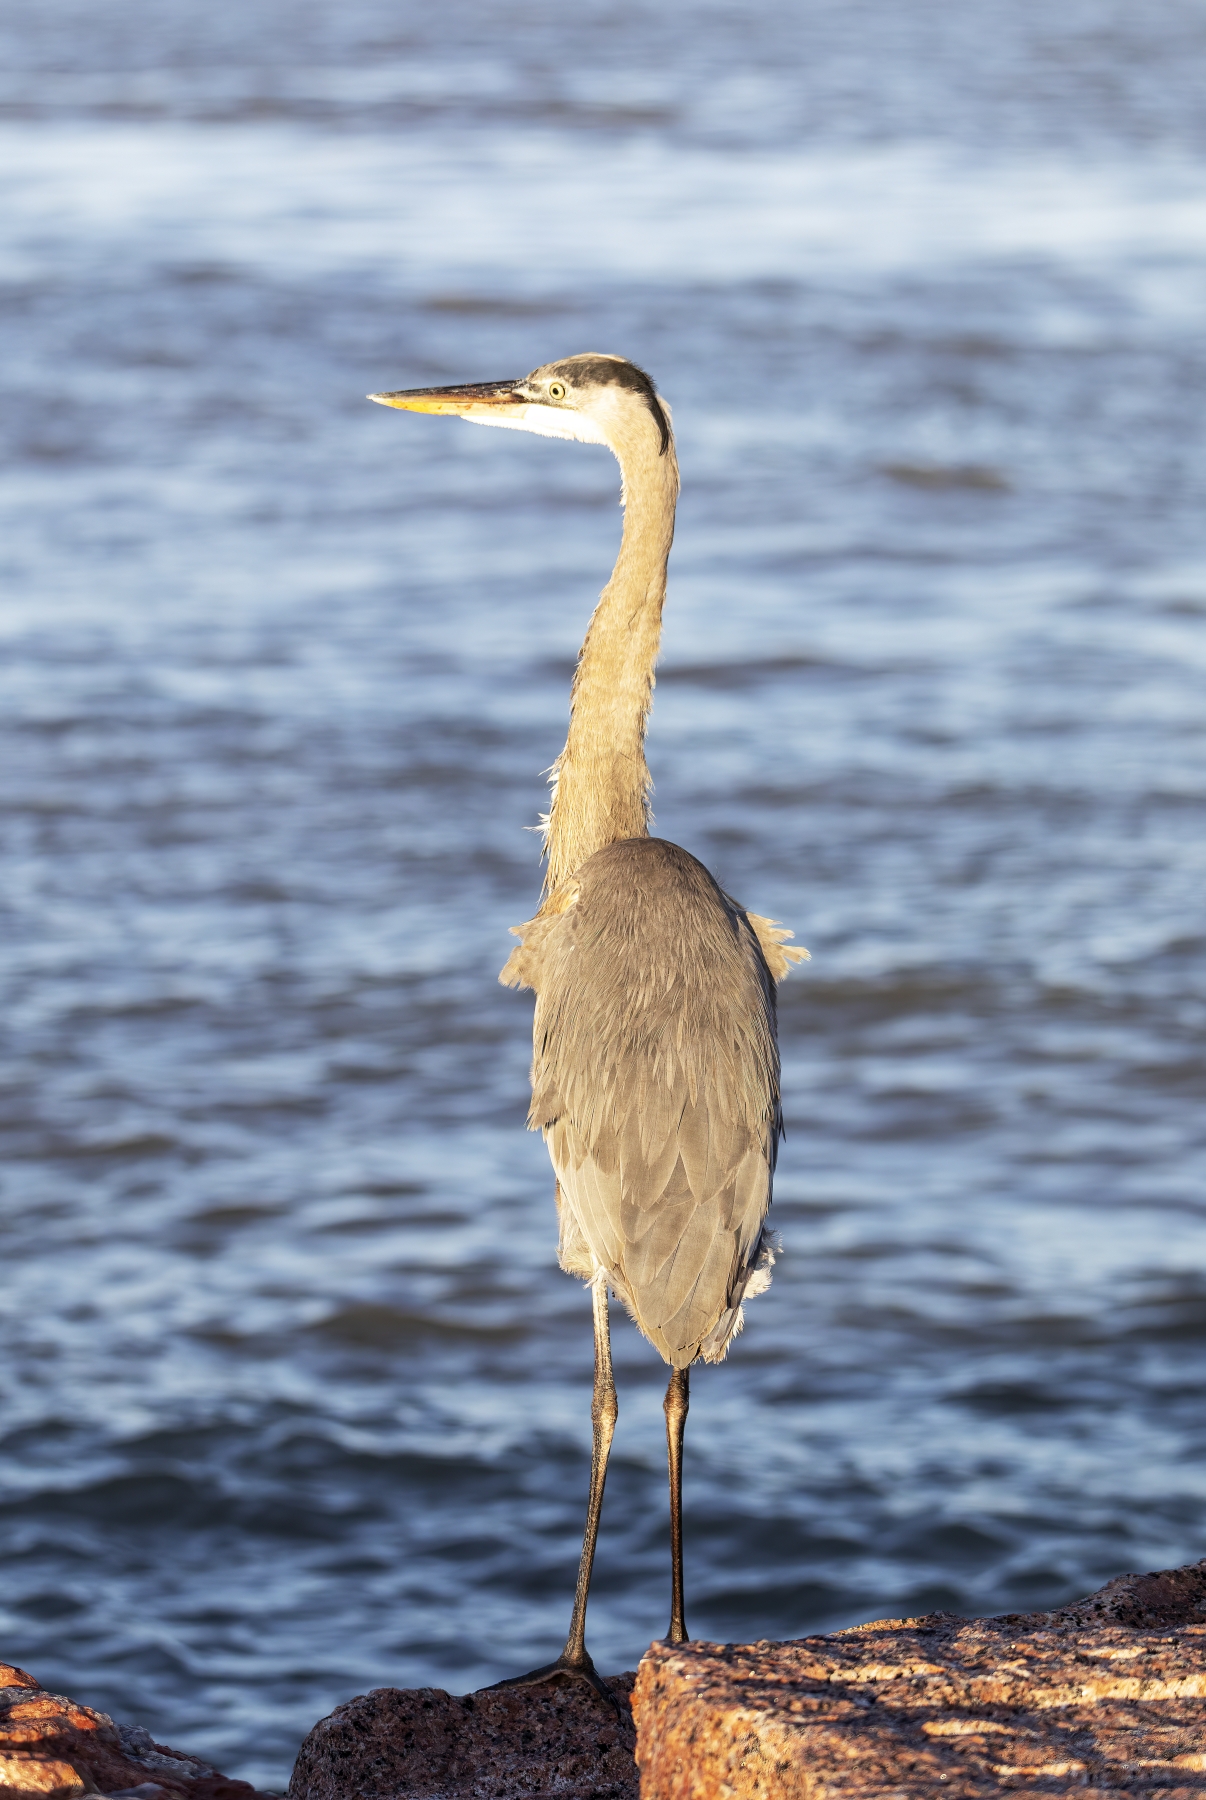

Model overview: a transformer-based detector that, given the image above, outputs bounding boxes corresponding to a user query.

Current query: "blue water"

[2,1,1205,1787]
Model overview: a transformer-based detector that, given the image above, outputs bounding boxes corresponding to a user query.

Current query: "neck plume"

[542,420,680,895]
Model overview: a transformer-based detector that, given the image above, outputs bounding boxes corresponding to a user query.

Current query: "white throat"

[460,403,609,446]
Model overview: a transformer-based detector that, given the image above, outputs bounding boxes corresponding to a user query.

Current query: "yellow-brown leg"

[489,1274,620,1712]
[663,1365,690,1645]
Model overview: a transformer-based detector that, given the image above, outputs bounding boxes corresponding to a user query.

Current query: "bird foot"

[486,1650,624,1719]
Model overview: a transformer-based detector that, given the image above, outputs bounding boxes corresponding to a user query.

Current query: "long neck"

[543,433,679,894]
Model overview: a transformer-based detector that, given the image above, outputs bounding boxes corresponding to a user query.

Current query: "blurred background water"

[2,0,1205,1788]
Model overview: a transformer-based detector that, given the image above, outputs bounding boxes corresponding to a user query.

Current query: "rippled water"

[2,0,1205,1788]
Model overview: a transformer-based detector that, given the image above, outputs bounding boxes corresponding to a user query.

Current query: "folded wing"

[502,836,793,1368]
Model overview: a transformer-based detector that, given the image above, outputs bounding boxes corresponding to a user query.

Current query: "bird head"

[368,353,672,458]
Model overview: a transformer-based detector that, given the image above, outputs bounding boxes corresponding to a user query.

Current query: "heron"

[369,354,805,1704]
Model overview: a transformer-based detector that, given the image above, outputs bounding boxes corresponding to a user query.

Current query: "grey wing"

[547,1095,776,1368]
[513,840,784,1369]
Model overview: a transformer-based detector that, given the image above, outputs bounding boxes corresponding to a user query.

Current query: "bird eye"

[548,381,566,400]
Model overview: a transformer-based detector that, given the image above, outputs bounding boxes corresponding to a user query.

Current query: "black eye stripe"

[542,357,671,456]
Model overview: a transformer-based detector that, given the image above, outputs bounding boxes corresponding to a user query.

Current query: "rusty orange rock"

[0,1671,40,1694]
[0,1751,88,1797]
[0,1673,273,1800]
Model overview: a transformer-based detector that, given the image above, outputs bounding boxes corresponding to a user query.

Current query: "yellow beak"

[367,378,525,416]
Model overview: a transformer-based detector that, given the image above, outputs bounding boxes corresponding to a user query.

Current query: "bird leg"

[663,1365,690,1645]
[562,1272,618,1672]
[488,1272,621,1714]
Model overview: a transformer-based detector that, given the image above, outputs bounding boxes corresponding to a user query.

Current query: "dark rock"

[287,1675,637,1800]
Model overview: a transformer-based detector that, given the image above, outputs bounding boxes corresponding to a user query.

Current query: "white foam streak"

[1,124,1204,302]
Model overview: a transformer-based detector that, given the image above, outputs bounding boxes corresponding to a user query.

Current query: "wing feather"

[505,838,797,1367]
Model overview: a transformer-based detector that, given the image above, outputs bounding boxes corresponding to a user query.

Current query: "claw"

[487,1650,625,1720]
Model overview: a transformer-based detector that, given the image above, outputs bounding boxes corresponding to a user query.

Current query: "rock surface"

[13,1562,1206,1799]
[287,1676,637,1800]
[288,1564,1206,1798]
[633,1560,1206,1798]
[0,1663,274,1800]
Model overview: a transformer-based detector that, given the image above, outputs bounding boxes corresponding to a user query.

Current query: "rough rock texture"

[17,1561,1205,1799]
[634,1559,1206,1798]
[0,1664,274,1800]
[287,1675,637,1800]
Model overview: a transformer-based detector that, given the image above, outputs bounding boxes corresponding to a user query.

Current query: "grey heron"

[370,354,805,1702]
